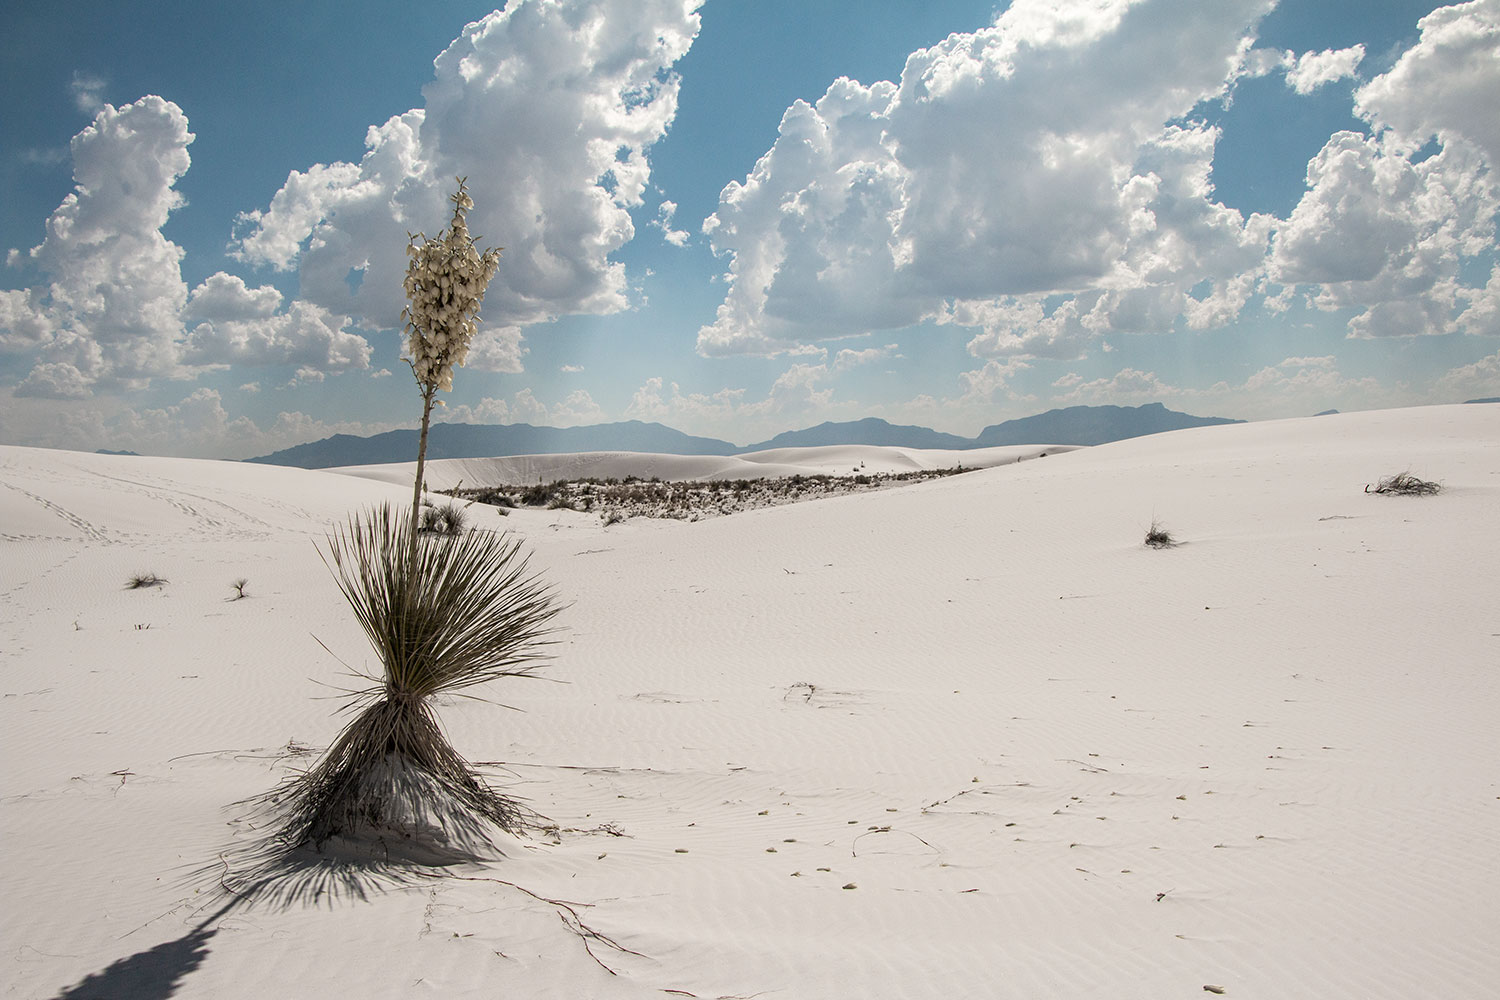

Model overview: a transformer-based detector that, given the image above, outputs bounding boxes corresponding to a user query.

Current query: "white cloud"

[832,343,898,370]
[1285,45,1364,94]
[445,387,604,428]
[1271,127,1498,338]
[654,200,691,247]
[939,296,1095,360]
[1052,366,1176,404]
[0,386,408,460]
[624,373,819,440]
[5,97,193,396]
[1265,1,1500,341]
[957,358,1031,403]
[560,364,585,373]
[699,0,1277,359]
[1044,356,1400,419]
[1435,348,1500,399]
[1459,263,1500,336]
[462,325,527,374]
[181,273,371,372]
[69,71,107,114]
[231,0,702,334]
[290,367,325,385]
[554,388,605,426]
[1356,0,1500,168]
[1,99,377,397]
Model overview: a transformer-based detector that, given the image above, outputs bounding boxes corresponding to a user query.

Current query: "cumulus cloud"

[181,273,371,372]
[832,343,898,370]
[624,373,844,440]
[1270,0,1500,341]
[699,0,1278,359]
[1356,0,1500,168]
[957,359,1031,403]
[231,0,702,335]
[654,200,691,247]
[1435,348,1500,399]
[5,97,193,395]
[1052,366,1176,404]
[1268,1,1500,340]
[700,0,1499,362]
[1285,45,1364,94]
[463,325,527,374]
[445,387,604,428]
[1,99,374,397]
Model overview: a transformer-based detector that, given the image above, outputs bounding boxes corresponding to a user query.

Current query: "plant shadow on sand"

[214,824,512,910]
[49,903,230,1000]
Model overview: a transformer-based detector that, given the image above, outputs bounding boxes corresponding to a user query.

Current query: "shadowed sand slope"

[1,404,1497,999]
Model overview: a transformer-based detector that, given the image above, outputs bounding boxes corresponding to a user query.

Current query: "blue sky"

[2,0,1497,458]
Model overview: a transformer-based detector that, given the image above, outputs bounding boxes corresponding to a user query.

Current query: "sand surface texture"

[2,404,1497,998]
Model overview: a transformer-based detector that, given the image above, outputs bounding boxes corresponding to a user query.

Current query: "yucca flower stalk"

[402,178,502,560]
[244,185,560,869]
[271,504,561,855]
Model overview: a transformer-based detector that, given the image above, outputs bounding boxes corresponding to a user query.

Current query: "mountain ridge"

[245,403,1245,469]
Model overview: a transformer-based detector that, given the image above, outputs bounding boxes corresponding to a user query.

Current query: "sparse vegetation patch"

[1144,520,1176,549]
[448,466,977,523]
[1366,471,1441,496]
[126,572,167,589]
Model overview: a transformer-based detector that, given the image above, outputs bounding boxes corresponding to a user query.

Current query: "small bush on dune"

[126,572,166,589]
[267,503,561,855]
[1144,520,1176,549]
[1366,471,1441,496]
[419,501,469,536]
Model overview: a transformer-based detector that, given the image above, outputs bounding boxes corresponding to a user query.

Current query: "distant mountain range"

[245,403,1243,469]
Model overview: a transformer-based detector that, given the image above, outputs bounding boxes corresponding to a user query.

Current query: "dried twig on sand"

[1365,471,1441,495]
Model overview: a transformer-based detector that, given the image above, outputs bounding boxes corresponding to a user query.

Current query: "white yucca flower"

[400,178,503,553]
[402,179,501,399]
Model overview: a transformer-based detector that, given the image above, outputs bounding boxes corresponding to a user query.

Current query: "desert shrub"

[125,572,166,589]
[602,510,626,526]
[1366,471,1441,496]
[1144,520,1176,549]
[230,578,249,600]
[419,501,468,536]
[463,487,515,508]
[267,504,561,855]
[520,481,564,506]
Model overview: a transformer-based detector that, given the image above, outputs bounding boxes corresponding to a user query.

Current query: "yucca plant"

[269,503,561,857]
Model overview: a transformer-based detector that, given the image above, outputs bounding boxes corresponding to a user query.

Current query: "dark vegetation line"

[444,467,978,523]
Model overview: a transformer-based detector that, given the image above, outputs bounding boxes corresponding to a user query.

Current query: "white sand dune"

[2,404,1497,999]
[331,442,1070,491]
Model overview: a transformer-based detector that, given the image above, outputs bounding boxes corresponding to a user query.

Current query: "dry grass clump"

[125,572,167,589]
[1366,471,1441,496]
[1144,520,1177,549]
[263,504,561,858]
[419,500,469,536]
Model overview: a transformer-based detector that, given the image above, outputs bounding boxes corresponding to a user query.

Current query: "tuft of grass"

[1366,471,1441,496]
[265,503,562,855]
[229,578,249,600]
[126,572,167,589]
[1144,520,1176,549]
[419,501,469,536]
